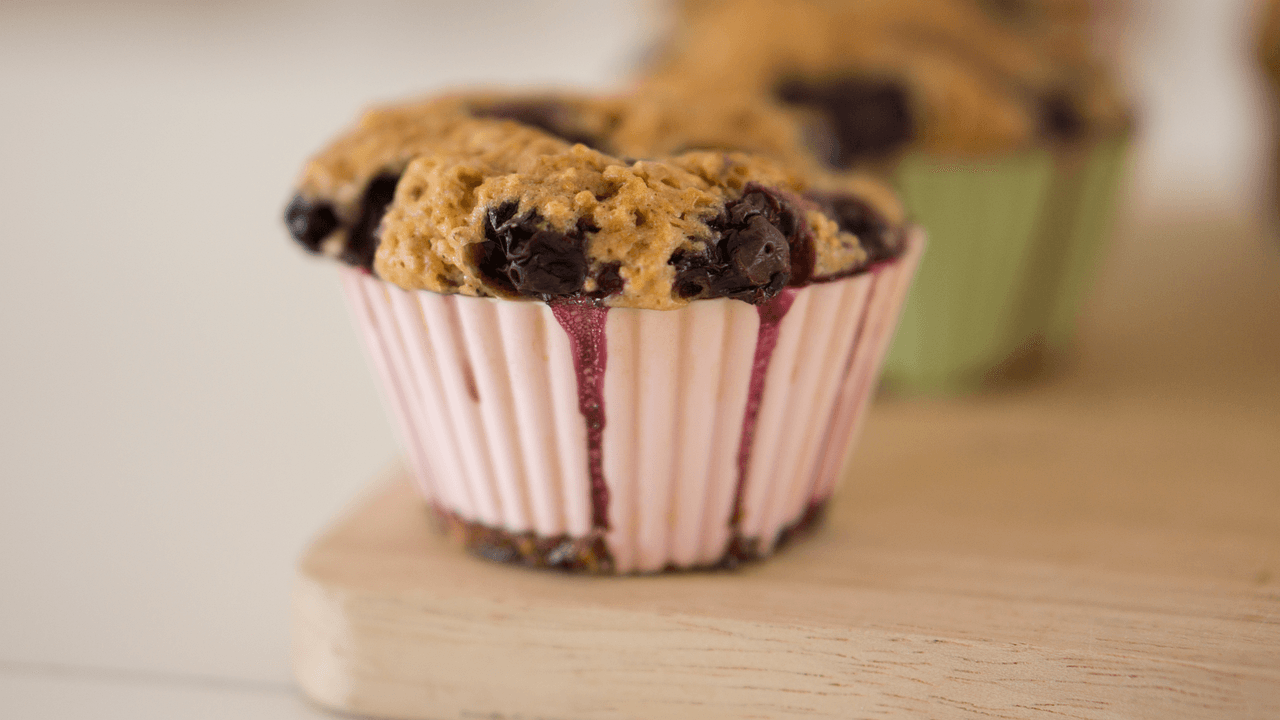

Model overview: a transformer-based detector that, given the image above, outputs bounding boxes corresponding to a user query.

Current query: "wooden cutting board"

[292,215,1280,719]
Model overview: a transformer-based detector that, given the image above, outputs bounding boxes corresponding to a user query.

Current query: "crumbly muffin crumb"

[286,92,907,310]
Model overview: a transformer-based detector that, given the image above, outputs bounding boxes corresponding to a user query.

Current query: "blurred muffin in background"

[643,0,1133,393]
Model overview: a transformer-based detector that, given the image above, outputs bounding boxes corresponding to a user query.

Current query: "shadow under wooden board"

[292,216,1280,719]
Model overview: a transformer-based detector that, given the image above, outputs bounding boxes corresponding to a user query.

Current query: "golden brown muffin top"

[285,91,907,310]
[645,0,1131,165]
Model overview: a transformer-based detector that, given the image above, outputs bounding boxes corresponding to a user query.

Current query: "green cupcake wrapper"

[1040,135,1130,348]
[881,138,1129,394]
[884,150,1056,393]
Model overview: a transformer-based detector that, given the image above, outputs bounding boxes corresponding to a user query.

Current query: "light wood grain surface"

[292,216,1280,719]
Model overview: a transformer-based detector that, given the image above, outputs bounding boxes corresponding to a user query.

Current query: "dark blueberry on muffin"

[1039,91,1087,142]
[806,191,903,265]
[671,186,803,303]
[343,173,401,271]
[473,100,607,152]
[775,76,916,167]
[284,195,340,254]
[476,203,591,298]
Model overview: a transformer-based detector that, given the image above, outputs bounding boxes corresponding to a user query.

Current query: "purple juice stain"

[728,289,799,536]
[550,301,611,531]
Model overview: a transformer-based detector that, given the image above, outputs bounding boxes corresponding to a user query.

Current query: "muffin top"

[285,92,907,310]
[643,0,1131,166]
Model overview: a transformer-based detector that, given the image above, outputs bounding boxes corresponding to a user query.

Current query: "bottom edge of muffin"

[432,500,830,575]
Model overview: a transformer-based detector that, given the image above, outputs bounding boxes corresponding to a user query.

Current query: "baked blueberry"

[284,195,339,254]
[776,76,916,167]
[671,186,801,303]
[805,190,903,265]
[342,173,400,271]
[476,203,591,298]
[1039,90,1086,142]
[473,100,606,152]
[590,261,625,299]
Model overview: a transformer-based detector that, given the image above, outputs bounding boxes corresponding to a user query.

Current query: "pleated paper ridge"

[340,231,922,571]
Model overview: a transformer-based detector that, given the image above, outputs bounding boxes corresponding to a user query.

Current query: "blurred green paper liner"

[1040,134,1130,348]
[883,149,1055,393]
[881,137,1129,394]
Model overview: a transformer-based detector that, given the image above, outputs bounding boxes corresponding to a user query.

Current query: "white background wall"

[1123,0,1273,215]
[0,0,1273,712]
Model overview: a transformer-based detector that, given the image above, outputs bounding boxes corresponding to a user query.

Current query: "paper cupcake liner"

[1039,135,1130,348]
[884,149,1057,393]
[339,231,922,574]
[883,140,1128,393]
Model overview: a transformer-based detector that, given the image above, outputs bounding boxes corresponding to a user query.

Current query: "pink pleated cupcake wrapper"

[341,230,923,573]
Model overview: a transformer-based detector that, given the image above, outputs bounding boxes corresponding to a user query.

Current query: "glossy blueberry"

[671,185,802,304]
[476,202,591,297]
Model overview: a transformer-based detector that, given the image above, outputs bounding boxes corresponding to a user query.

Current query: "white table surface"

[0,0,1272,716]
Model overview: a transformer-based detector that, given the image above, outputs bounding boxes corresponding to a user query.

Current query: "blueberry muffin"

[286,91,922,572]
[643,0,1132,391]
[648,0,1127,162]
